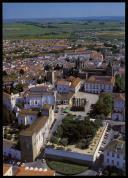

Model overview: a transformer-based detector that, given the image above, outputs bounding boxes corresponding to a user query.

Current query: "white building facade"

[103,139,125,171]
[84,76,115,94]
[18,111,38,126]
[57,81,71,94]
[112,94,125,121]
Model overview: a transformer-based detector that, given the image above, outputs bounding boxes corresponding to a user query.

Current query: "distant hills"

[4,16,125,24]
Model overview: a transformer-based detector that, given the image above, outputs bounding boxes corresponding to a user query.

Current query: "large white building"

[84,76,115,94]
[20,104,54,162]
[112,93,125,121]
[103,139,125,171]
[20,114,53,162]
[23,84,56,109]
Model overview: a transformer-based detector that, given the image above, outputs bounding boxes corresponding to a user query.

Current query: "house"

[57,80,71,94]
[3,139,21,160]
[3,92,21,111]
[112,93,125,121]
[67,76,81,93]
[23,84,56,109]
[84,76,115,93]
[20,115,52,162]
[57,77,81,94]
[18,109,39,126]
[103,139,125,171]
[56,92,74,106]
[3,164,13,176]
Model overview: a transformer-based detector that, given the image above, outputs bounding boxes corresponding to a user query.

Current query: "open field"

[3,19,125,40]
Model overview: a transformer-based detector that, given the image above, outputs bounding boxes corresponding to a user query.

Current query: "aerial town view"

[3,2,125,176]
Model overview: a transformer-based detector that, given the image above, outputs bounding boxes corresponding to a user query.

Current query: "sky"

[3,3,125,19]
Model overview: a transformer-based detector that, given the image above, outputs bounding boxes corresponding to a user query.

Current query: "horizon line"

[4,16,125,20]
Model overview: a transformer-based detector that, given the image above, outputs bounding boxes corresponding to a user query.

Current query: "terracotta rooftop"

[113,93,125,101]
[14,166,55,176]
[86,76,115,85]
[70,77,81,88]
[105,139,125,155]
[57,92,74,100]
[57,80,71,86]
[19,109,39,116]
[3,164,12,175]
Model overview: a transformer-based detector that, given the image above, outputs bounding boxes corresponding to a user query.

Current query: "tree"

[10,83,24,94]
[3,70,7,76]
[115,74,125,92]
[55,126,63,138]
[51,136,59,144]
[91,93,113,117]
[16,102,24,109]
[19,69,25,75]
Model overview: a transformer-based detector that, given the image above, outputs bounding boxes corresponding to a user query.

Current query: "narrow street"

[48,108,67,140]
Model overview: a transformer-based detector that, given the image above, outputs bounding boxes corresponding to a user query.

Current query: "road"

[48,108,67,140]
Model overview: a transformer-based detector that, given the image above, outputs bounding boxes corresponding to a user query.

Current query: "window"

[117,161,119,166]
[112,152,115,157]
[112,160,114,165]
[31,117,32,121]
[117,154,120,158]
[107,158,109,163]
[26,144,30,149]
[107,152,109,156]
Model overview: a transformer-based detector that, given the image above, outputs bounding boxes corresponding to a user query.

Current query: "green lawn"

[46,159,89,175]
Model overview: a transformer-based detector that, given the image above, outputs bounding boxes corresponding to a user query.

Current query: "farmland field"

[3,19,125,40]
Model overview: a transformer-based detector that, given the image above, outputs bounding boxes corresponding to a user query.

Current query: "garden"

[50,113,102,150]
[46,159,89,175]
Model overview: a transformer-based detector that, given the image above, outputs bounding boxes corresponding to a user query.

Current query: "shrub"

[60,138,68,146]
[56,146,64,150]
[51,136,59,144]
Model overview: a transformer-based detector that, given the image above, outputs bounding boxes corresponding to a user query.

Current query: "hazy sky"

[3,3,125,19]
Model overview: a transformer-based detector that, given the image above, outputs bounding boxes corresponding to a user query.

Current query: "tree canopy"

[90,93,113,117]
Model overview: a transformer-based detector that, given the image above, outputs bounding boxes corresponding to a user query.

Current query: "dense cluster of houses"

[3,39,125,174]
